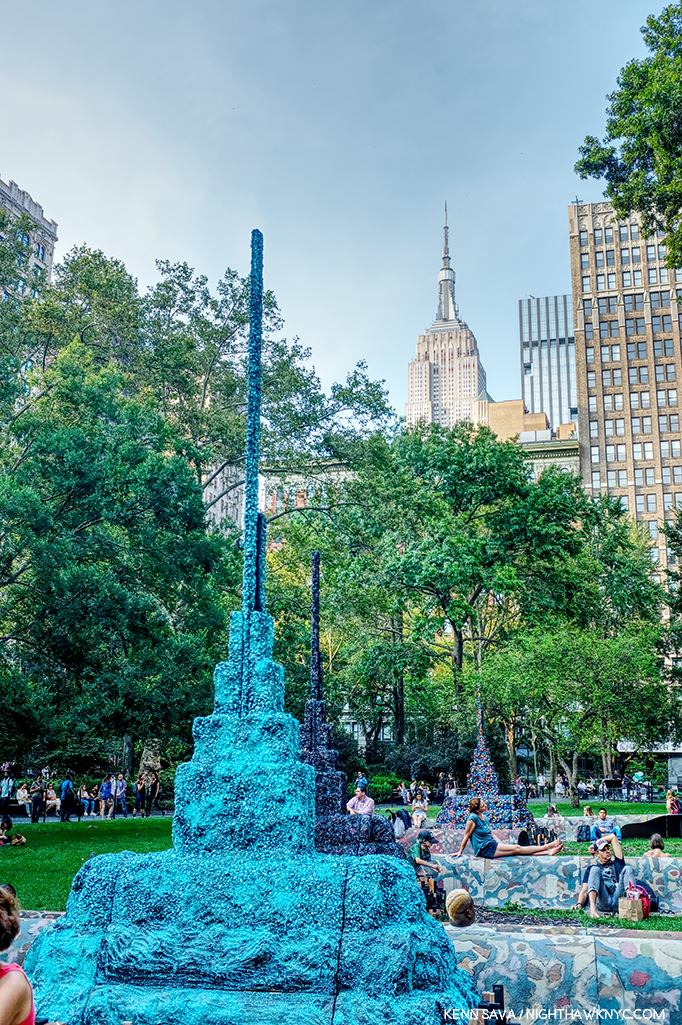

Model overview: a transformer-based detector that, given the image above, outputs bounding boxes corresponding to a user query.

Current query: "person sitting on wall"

[643,833,670,859]
[346,785,375,816]
[14,785,30,820]
[407,829,444,877]
[666,790,680,814]
[590,807,622,842]
[584,834,635,919]
[446,889,476,928]
[0,883,38,1025]
[456,797,563,859]
[545,804,567,840]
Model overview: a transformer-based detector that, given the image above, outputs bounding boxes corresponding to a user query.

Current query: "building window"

[604,394,613,411]
[600,324,609,340]
[632,246,641,263]
[647,494,657,511]
[618,469,628,486]
[670,389,678,405]
[606,445,615,462]
[607,470,616,487]
[583,299,593,315]
[632,417,641,434]
[591,446,600,464]
[664,493,674,509]
[588,396,597,412]
[631,225,640,240]
[634,270,643,285]
[642,416,652,433]
[580,230,588,247]
[617,443,627,461]
[605,420,614,436]
[672,413,680,432]
[586,346,594,363]
[620,225,629,241]
[597,274,606,291]
[675,466,682,482]
[624,293,644,311]
[582,276,591,293]
[608,273,616,289]
[636,495,645,513]
[630,392,640,408]
[606,250,615,266]
[640,367,649,384]
[587,370,596,388]
[615,417,625,435]
[623,271,632,287]
[581,253,590,270]
[614,393,624,410]
[660,415,669,432]
[621,248,630,264]
[664,467,672,484]
[649,521,659,538]
[640,390,651,407]
[656,364,665,381]
[603,369,612,386]
[591,471,601,489]
[658,389,667,406]
[595,251,604,267]
[621,495,630,511]
[595,229,603,245]
[590,420,599,437]
[647,244,656,262]
[649,268,658,284]
[605,227,614,243]
[585,322,593,339]
[629,368,638,385]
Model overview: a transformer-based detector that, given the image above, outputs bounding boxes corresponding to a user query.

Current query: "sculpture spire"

[310,550,323,701]
[242,228,267,615]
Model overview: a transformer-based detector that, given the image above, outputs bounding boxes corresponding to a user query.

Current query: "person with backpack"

[60,772,76,822]
[585,835,635,919]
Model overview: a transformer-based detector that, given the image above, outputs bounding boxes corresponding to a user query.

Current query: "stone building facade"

[570,200,682,575]
[405,209,488,428]
[0,175,58,288]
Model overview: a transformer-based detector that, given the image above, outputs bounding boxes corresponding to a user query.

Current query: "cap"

[595,837,610,850]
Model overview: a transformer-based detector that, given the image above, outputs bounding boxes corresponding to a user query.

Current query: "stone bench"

[0,911,66,966]
[448,921,682,1020]
[433,854,682,913]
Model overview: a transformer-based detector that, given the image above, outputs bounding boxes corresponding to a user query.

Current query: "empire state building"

[405,209,489,427]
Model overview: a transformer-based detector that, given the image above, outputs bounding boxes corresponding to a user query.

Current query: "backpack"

[627,883,652,918]
[576,823,592,843]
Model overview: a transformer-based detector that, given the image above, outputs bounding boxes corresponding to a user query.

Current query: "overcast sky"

[0,0,656,414]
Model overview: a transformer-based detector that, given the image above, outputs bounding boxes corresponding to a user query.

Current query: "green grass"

[563,837,682,856]
[553,802,666,817]
[498,901,682,932]
[1,818,174,910]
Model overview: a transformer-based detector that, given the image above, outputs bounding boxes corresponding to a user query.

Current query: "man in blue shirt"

[60,773,75,822]
[591,807,622,842]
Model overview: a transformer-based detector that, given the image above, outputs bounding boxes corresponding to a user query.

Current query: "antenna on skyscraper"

[443,201,449,258]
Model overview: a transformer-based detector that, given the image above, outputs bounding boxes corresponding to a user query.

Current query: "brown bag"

[618,896,644,922]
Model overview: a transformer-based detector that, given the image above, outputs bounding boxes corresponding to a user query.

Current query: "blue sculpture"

[24,231,478,1024]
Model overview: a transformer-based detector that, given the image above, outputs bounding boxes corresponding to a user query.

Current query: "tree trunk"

[122,734,134,777]
[390,615,405,746]
[503,718,518,781]
[452,628,463,701]
[549,748,557,799]
[530,729,539,781]
[559,751,580,808]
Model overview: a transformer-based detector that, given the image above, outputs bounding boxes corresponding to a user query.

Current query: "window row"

[598,465,682,485]
[583,292,676,316]
[582,269,672,292]
[588,391,678,412]
[590,439,682,462]
[580,245,668,270]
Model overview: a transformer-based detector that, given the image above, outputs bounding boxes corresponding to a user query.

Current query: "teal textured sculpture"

[24,231,478,1025]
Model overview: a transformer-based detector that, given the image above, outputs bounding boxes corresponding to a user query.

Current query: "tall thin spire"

[436,203,458,323]
[443,202,449,260]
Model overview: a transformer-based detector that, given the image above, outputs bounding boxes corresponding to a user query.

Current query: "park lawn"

[554,802,666,817]
[498,902,682,932]
[1,818,174,910]
[562,837,682,856]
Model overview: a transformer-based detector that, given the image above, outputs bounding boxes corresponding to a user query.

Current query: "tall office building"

[0,175,58,284]
[570,200,682,573]
[405,209,488,428]
[519,295,577,431]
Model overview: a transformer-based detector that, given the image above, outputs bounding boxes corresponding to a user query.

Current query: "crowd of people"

[0,767,164,823]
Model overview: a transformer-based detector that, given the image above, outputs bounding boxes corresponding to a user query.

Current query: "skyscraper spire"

[436,203,458,322]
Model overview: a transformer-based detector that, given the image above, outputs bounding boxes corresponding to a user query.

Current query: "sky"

[0,0,657,415]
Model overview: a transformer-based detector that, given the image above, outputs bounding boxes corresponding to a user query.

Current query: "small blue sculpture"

[25,231,478,1024]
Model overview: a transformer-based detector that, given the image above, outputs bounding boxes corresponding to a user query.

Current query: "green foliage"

[575,2,682,266]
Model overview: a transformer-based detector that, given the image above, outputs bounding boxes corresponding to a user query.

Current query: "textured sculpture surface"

[24,232,477,1024]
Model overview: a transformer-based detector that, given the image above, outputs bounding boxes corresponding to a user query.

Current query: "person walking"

[113,774,128,818]
[29,776,44,823]
[101,774,114,820]
[132,775,146,818]
[60,773,75,822]
[0,772,14,818]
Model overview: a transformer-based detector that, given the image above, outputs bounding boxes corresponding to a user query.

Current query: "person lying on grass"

[456,798,563,859]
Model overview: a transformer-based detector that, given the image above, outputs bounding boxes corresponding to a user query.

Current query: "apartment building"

[569,200,682,575]
[0,175,58,288]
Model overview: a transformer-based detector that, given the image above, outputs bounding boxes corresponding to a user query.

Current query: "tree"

[575,2,682,265]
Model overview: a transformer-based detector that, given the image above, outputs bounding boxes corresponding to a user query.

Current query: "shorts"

[476,840,498,859]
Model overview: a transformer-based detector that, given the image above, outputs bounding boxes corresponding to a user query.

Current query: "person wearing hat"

[585,833,635,918]
[446,889,476,928]
[407,830,443,877]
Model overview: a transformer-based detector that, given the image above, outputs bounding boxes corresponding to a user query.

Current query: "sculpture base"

[436,794,534,830]
[25,848,477,1025]
[314,813,405,857]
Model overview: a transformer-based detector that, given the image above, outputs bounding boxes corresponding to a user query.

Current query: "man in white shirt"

[346,786,375,816]
[537,773,545,799]
[0,771,14,817]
